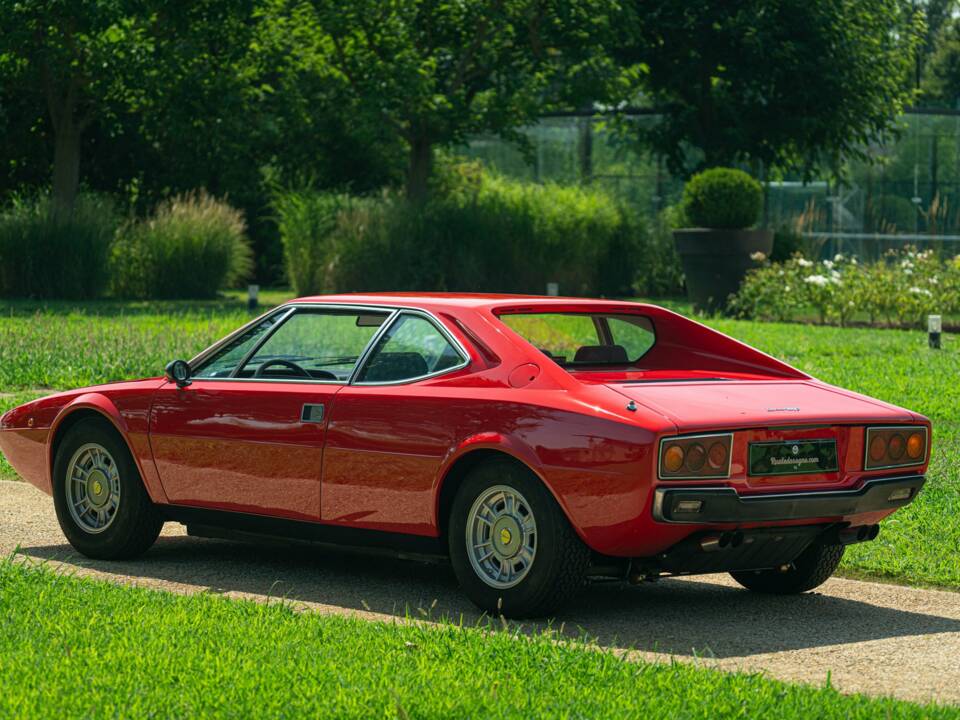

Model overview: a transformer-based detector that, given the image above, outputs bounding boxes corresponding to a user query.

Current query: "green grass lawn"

[0,292,958,588]
[1,558,955,719]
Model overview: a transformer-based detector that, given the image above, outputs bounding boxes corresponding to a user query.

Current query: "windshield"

[498,312,655,368]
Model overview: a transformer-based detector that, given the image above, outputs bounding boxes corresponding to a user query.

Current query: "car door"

[149,305,392,521]
[321,311,470,534]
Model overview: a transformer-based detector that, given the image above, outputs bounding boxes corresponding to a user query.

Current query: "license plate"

[748,439,838,476]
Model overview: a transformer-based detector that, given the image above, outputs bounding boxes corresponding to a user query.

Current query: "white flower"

[904,268,913,276]
[834,254,844,263]
[851,257,858,265]
[823,259,835,270]
[784,285,791,292]
[750,251,767,262]
[778,269,785,276]
[909,286,933,297]
[830,271,842,284]
[805,275,829,287]
[901,259,914,269]
[929,276,939,285]
[797,258,814,268]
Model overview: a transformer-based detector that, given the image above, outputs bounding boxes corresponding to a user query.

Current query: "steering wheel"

[253,358,311,378]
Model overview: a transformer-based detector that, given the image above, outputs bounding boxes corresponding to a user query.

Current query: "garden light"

[929,315,941,350]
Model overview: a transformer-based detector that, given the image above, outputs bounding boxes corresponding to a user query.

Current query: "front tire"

[52,417,163,560]
[448,461,590,618]
[730,542,845,594]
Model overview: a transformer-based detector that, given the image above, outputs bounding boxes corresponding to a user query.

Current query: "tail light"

[659,433,733,479]
[864,426,928,470]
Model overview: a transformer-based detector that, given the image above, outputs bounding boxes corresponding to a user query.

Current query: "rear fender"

[435,432,589,546]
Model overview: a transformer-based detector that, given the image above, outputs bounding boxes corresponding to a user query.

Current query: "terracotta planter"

[673,228,773,314]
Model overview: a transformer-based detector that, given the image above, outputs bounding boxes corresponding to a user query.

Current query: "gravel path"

[3,479,959,706]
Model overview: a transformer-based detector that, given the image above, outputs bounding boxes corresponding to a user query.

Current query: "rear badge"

[749,439,838,476]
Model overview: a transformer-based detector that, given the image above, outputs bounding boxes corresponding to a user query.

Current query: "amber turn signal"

[663,445,685,473]
[864,426,927,470]
[660,433,733,479]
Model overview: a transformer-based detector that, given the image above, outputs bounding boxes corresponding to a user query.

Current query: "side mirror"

[164,359,193,388]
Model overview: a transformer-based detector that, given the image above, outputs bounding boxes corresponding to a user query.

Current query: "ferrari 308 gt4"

[0,294,930,616]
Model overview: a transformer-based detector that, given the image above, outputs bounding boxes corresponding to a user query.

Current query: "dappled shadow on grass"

[20,533,960,659]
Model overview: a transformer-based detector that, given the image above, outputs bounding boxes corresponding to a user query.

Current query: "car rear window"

[498,312,655,367]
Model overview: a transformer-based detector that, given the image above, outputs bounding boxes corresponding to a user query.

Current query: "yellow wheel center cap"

[92,480,103,495]
[500,527,512,546]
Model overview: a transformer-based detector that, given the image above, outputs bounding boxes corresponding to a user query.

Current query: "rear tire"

[448,461,590,618]
[730,542,844,594]
[52,417,163,560]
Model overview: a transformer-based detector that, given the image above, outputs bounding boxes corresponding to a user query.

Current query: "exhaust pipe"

[700,531,744,553]
[836,524,880,546]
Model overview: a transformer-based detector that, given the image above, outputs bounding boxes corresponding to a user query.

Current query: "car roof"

[292,292,660,314]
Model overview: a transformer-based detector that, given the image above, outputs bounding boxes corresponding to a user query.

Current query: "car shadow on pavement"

[20,533,960,659]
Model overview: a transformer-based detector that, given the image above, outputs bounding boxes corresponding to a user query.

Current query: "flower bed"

[730,249,960,328]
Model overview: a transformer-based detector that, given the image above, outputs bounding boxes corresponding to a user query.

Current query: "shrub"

[111,192,252,299]
[276,166,648,297]
[730,248,960,328]
[635,205,685,297]
[273,190,356,296]
[0,194,117,299]
[682,168,762,229]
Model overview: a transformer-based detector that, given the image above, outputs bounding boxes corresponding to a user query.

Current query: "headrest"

[360,352,429,382]
[573,344,629,364]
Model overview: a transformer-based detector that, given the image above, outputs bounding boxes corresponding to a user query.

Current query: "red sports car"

[0,294,930,616]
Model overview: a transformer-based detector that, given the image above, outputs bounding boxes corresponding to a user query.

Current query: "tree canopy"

[614,0,923,178]
[307,0,621,200]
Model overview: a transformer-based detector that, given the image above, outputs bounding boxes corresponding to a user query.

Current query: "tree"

[922,12,960,106]
[307,0,619,201]
[915,0,957,94]
[0,0,155,213]
[614,0,923,178]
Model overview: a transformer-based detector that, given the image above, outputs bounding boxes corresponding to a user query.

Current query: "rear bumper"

[652,474,925,524]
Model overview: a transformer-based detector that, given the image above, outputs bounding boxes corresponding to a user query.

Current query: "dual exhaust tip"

[700,531,745,553]
[698,524,880,554]
[837,523,880,545]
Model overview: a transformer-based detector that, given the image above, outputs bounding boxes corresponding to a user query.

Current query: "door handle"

[301,404,325,423]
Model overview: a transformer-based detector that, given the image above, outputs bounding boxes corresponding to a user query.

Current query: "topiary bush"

[682,167,762,229]
[111,191,252,299]
[0,194,117,299]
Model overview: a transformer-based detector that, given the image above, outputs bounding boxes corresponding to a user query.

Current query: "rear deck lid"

[608,379,913,433]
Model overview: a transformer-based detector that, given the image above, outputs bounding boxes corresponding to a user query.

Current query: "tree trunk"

[406,135,433,203]
[52,124,81,216]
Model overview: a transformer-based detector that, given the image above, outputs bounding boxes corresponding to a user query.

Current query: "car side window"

[193,312,284,379]
[607,315,656,360]
[237,309,390,381]
[356,314,465,383]
[499,313,599,364]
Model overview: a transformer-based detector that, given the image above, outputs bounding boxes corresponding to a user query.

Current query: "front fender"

[47,393,168,504]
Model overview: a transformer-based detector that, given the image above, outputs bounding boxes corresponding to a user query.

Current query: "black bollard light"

[928,314,941,350]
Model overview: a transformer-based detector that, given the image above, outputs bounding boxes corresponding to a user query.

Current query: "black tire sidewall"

[52,417,155,559]
[731,542,845,594]
[448,462,575,616]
